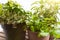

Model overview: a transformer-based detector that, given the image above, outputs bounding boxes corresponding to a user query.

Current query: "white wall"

[0,25,4,32]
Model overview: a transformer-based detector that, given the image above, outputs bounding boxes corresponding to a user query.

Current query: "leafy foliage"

[0,1,27,24]
[26,0,60,37]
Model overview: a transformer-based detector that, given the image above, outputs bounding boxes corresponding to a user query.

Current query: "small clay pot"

[28,30,50,40]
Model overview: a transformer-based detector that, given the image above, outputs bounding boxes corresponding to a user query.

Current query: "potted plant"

[0,0,27,40]
[26,0,60,40]
[26,11,50,40]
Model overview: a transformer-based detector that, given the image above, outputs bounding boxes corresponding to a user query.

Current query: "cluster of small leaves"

[26,0,60,37]
[0,1,27,24]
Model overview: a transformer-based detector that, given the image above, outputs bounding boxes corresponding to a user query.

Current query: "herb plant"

[0,1,27,24]
[26,0,60,37]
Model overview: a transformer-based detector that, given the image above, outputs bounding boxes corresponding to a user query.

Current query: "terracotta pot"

[14,23,26,40]
[2,23,26,40]
[28,30,50,40]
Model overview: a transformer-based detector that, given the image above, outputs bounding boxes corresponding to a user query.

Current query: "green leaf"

[30,26,35,32]
[38,32,49,37]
